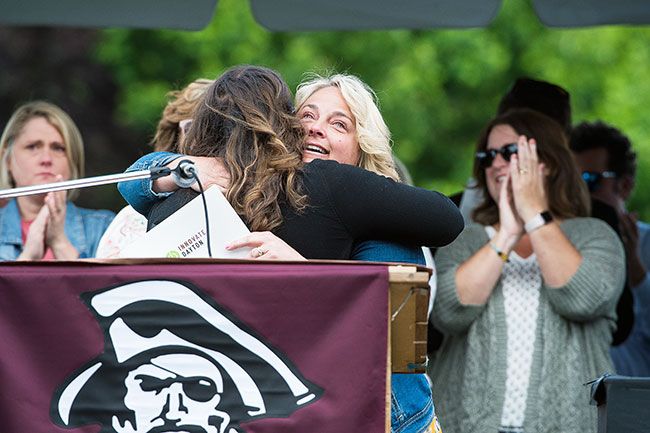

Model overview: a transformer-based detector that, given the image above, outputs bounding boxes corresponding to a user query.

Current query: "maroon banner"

[0,262,389,433]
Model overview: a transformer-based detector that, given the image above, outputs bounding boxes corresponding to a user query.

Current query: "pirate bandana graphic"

[50,280,322,433]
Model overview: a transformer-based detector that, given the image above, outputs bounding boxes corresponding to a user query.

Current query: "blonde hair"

[0,101,84,200]
[151,78,213,152]
[296,73,399,180]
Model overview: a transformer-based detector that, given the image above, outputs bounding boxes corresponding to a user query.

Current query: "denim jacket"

[118,151,181,215]
[0,199,115,260]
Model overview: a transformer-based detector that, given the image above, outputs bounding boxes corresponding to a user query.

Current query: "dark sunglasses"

[476,143,518,169]
[581,171,616,192]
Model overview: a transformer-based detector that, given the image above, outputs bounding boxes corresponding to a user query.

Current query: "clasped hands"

[497,136,549,244]
[19,178,78,260]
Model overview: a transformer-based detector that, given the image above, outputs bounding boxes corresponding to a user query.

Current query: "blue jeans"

[353,240,435,433]
[391,374,435,433]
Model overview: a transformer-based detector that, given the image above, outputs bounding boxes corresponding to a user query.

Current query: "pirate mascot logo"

[51,280,322,433]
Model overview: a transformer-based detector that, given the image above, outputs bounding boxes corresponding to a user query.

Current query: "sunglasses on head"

[476,143,518,169]
[581,171,617,192]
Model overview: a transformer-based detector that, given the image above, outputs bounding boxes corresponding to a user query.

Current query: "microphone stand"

[0,167,172,199]
[0,161,212,257]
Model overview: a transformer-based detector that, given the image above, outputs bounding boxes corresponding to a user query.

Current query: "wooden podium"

[388,265,430,374]
[386,265,431,433]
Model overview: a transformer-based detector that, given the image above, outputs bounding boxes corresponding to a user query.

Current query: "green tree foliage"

[95,0,650,218]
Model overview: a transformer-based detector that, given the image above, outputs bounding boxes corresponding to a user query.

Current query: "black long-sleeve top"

[148,159,464,260]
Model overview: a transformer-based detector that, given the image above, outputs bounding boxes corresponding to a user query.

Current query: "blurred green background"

[1,0,649,218]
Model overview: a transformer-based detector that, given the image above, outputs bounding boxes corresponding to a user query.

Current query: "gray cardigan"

[429,218,625,433]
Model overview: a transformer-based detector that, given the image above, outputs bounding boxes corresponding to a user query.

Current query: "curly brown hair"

[472,108,590,226]
[181,65,307,231]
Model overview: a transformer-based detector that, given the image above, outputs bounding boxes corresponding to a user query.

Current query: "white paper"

[120,186,251,259]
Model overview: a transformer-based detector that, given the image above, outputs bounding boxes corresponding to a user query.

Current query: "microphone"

[148,158,213,257]
[172,159,198,188]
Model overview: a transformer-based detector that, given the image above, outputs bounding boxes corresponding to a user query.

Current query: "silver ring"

[519,168,529,175]
[254,247,267,258]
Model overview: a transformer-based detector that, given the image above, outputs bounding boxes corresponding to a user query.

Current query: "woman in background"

[95,79,212,258]
[0,101,114,260]
[430,108,624,433]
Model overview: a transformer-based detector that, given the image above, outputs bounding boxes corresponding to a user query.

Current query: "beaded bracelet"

[489,242,510,263]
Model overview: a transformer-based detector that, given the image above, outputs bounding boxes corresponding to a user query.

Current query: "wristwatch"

[524,211,553,233]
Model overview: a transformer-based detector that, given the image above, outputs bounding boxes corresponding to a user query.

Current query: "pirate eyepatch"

[136,374,218,402]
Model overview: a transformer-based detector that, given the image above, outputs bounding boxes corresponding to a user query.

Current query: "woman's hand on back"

[189,156,231,194]
[153,155,231,194]
[226,231,307,261]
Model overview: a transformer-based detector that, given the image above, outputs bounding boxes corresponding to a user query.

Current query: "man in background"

[571,121,650,375]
